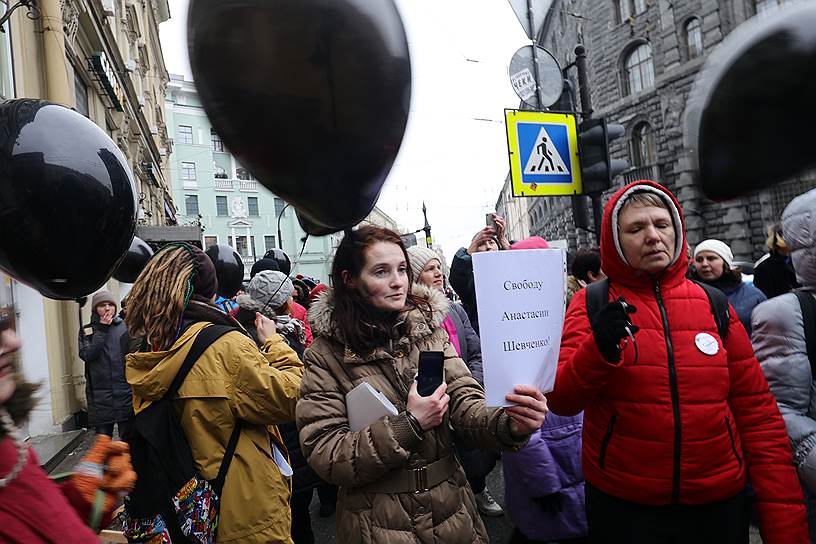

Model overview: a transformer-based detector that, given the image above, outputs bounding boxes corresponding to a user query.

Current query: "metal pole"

[527,0,546,110]
[575,44,601,240]
[574,44,593,120]
[276,202,290,252]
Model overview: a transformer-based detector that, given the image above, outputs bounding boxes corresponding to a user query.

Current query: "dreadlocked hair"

[124,245,196,351]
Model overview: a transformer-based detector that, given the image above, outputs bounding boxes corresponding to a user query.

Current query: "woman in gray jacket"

[752,187,816,540]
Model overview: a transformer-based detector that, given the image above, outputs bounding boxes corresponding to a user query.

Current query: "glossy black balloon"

[112,237,154,284]
[188,0,411,234]
[688,4,816,200]
[262,248,292,277]
[0,100,137,299]
[205,244,244,298]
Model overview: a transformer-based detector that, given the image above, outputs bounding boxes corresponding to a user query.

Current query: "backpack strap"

[794,289,816,379]
[163,323,244,496]
[585,277,610,324]
[692,280,730,341]
[165,324,236,399]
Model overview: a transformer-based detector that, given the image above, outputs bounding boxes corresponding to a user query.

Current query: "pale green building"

[165,74,334,282]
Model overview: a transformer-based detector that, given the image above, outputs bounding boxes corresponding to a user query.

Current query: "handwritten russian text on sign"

[472,249,566,407]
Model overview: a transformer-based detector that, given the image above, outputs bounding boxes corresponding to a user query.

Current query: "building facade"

[165,74,336,283]
[527,0,811,261]
[496,174,531,244]
[2,0,173,437]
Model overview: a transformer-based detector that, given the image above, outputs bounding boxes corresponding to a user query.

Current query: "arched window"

[236,167,253,181]
[622,43,654,96]
[685,18,703,59]
[631,122,656,166]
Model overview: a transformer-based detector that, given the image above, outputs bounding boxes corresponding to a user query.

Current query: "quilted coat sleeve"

[78,325,106,363]
[725,304,809,543]
[752,295,816,460]
[547,289,622,416]
[296,344,423,488]
[443,341,529,452]
[230,332,303,426]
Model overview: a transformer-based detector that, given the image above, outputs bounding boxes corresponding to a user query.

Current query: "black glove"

[591,297,638,363]
[532,492,563,515]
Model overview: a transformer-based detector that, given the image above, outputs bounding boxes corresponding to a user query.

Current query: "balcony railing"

[214,179,234,191]
[619,164,661,186]
[239,180,257,192]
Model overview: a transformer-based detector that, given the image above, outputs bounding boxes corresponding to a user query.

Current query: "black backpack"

[124,324,241,544]
[585,278,730,341]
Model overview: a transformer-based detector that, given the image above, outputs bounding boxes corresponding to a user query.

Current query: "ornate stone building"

[529,0,811,261]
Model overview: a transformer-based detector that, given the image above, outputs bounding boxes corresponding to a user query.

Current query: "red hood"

[600,180,688,289]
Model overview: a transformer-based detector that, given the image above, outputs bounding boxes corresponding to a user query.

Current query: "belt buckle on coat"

[412,466,428,493]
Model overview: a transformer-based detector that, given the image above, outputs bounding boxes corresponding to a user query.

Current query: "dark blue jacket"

[449,247,479,334]
[722,282,767,335]
[78,314,132,425]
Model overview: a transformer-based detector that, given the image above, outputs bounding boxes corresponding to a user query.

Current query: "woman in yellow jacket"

[124,244,303,543]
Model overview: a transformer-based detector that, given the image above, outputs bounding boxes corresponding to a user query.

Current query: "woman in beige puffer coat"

[296,226,548,544]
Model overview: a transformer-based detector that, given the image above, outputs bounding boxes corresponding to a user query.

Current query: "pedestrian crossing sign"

[504,110,582,197]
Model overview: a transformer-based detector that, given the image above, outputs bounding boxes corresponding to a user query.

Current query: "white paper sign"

[472,249,566,407]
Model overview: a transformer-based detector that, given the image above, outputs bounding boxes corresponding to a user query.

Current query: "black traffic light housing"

[578,117,628,194]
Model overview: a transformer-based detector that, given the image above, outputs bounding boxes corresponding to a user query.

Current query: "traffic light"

[578,117,628,194]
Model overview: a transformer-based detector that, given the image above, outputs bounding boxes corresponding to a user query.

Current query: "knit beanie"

[694,239,735,270]
[250,257,280,278]
[91,290,116,311]
[191,245,218,299]
[406,246,441,283]
[510,236,550,250]
[236,271,293,315]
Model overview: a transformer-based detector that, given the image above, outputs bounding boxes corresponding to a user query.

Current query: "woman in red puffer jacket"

[548,180,807,543]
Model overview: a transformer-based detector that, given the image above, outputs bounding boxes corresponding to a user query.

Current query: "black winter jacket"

[78,314,132,425]
[449,247,480,334]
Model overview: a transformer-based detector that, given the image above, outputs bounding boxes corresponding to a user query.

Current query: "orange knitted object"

[72,436,136,512]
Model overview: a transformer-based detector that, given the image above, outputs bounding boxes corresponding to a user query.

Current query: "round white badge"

[695,332,720,356]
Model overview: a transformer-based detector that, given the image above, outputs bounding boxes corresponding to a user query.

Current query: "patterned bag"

[123,325,242,543]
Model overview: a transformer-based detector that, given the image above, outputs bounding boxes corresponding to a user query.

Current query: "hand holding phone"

[416,351,444,396]
[486,212,497,231]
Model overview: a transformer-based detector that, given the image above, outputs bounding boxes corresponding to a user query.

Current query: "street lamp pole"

[422,201,432,248]
[276,202,291,252]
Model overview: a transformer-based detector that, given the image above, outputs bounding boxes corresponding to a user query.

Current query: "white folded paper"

[346,382,399,431]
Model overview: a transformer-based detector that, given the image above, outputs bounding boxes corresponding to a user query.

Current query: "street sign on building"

[504,110,582,197]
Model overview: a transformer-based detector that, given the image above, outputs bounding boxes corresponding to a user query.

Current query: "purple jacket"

[502,412,588,541]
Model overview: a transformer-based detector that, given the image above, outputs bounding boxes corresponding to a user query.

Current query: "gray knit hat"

[236,271,293,315]
[91,290,116,311]
[406,246,441,283]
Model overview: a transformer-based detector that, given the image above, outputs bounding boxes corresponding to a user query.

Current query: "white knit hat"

[693,239,735,270]
[406,246,441,283]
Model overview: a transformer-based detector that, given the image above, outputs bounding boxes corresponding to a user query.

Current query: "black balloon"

[263,248,292,277]
[205,244,244,298]
[112,237,154,284]
[0,100,137,299]
[188,0,411,234]
[688,3,816,200]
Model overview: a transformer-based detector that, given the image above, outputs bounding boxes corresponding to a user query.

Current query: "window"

[615,0,631,23]
[247,197,259,217]
[204,236,218,248]
[213,165,228,179]
[250,236,257,259]
[185,195,199,216]
[622,43,654,96]
[181,162,196,181]
[274,197,287,217]
[216,195,228,216]
[211,129,224,152]
[633,0,646,15]
[236,167,252,181]
[685,18,703,59]
[754,0,782,16]
[178,125,193,144]
[264,235,277,252]
[235,235,249,257]
[631,122,656,166]
[74,72,89,118]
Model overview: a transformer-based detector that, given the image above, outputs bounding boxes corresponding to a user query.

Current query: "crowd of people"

[1,179,816,543]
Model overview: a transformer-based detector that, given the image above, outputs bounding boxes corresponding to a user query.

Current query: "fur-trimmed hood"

[308,282,451,350]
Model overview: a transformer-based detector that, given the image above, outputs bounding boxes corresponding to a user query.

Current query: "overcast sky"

[160,1,527,262]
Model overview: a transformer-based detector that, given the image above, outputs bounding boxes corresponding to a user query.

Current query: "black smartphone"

[417,351,444,397]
